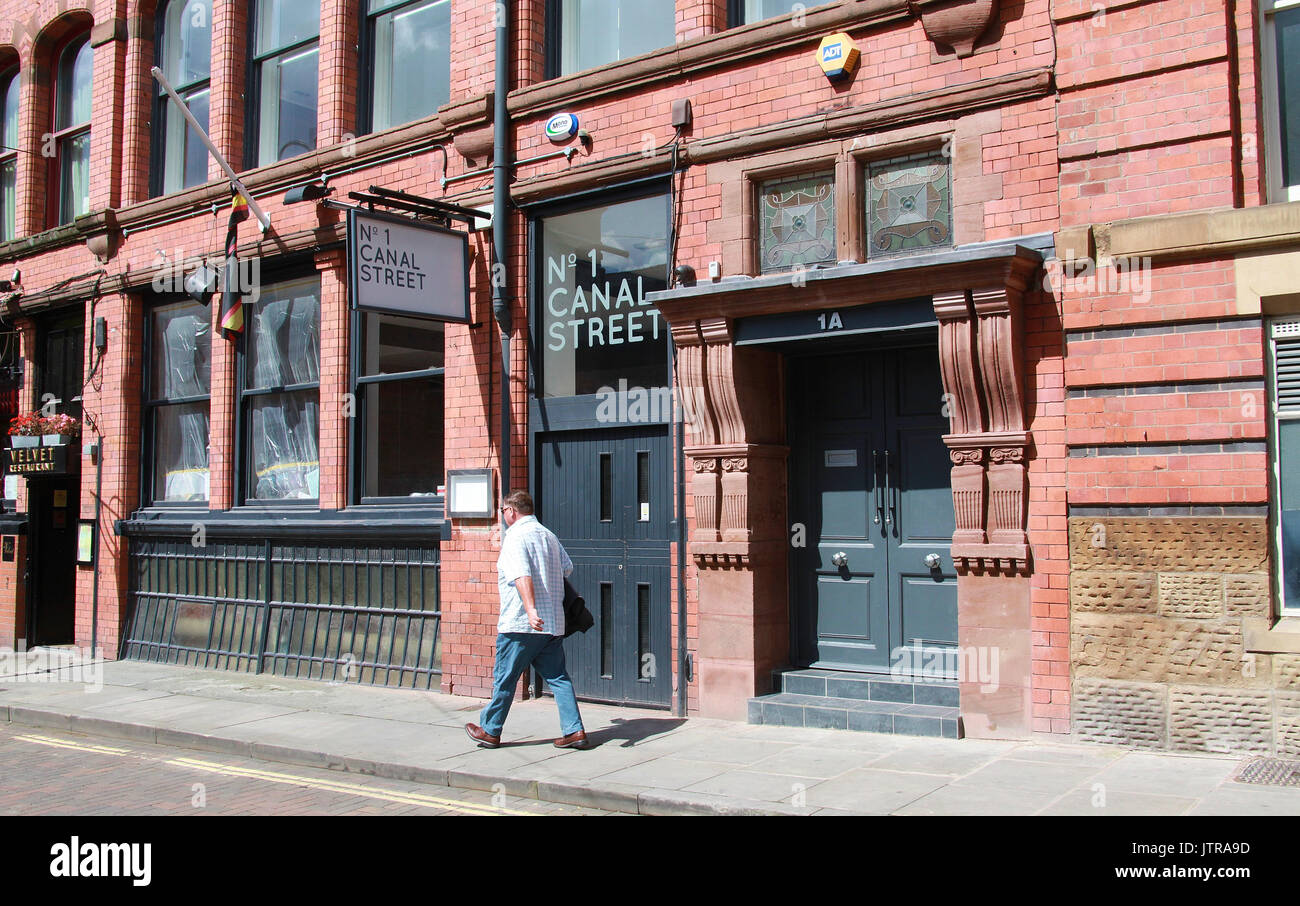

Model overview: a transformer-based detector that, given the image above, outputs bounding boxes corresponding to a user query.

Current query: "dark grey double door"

[536,426,672,707]
[790,344,958,675]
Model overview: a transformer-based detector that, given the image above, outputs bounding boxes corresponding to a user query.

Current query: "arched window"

[0,67,18,240]
[364,0,450,133]
[250,0,320,166]
[154,0,212,196]
[53,33,92,224]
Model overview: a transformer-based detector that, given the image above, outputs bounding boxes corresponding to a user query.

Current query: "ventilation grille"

[1275,320,1300,414]
[1273,318,1300,339]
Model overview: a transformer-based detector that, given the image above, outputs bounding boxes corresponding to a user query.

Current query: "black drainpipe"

[90,436,102,656]
[492,1,512,499]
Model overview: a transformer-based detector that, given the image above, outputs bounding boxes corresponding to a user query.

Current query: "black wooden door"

[790,344,958,674]
[536,425,672,706]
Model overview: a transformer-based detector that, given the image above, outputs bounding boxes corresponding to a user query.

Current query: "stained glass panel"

[866,153,952,258]
[758,172,836,274]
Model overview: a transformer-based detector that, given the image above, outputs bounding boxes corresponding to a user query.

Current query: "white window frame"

[1262,0,1300,202]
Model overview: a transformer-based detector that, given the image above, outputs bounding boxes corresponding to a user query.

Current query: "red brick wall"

[0,0,1280,738]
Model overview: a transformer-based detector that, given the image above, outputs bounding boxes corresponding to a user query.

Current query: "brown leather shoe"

[465,723,500,748]
[554,729,588,749]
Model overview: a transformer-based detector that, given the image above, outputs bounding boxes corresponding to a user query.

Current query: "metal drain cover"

[1234,757,1300,787]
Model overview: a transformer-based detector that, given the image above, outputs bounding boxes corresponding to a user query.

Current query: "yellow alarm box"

[816,32,860,81]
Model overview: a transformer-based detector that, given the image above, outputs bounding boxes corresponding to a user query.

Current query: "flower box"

[11,435,39,448]
[42,434,74,447]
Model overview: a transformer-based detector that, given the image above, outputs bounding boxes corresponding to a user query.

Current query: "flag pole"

[150,66,272,233]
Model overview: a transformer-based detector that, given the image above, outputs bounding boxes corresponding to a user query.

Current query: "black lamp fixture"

[0,269,20,293]
[283,181,334,205]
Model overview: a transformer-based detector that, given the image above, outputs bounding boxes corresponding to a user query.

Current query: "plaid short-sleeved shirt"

[496,515,573,635]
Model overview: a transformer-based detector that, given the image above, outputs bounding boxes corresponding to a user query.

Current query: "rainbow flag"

[219,191,250,340]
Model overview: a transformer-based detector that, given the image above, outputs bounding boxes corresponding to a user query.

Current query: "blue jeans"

[479,633,584,738]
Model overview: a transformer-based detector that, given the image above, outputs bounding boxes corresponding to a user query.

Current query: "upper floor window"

[251,0,320,167]
[758,172,837,274]
[154,0,212,195]
[53,34,92,224]
[548,0,675,78]
[730,0,830,26]
[865,152,952,258]
[0,67,18,240]
[1264,0,1300,201]
[365,0,451,133]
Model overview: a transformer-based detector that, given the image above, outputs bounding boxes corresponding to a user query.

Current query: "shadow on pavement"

[587,717,688,749]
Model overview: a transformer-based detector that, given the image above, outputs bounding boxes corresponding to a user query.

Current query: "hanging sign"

[4,444,72,477]
[347,208,470,322]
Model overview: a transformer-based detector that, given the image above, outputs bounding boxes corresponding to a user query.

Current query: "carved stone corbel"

[933,282,1032,573]
[912,0,1000,58]
[947,442,987,549]
[935,290,988,550]
[692,456,722,544]
[678,318,788,563]
[971,286,1026,435]
[933,290,984,438]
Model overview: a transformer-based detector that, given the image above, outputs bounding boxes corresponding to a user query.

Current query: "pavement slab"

[802,768,952,813]
[1091,752,1241,799]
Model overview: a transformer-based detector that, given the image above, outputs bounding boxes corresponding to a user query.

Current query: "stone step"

[773,668,959,709]
[747,692,963,738]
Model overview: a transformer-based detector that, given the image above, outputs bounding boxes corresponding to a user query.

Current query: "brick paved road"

[0,724,618,816]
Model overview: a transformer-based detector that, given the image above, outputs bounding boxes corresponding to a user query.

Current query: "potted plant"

[8,413,42,448]
[41,413,81,446]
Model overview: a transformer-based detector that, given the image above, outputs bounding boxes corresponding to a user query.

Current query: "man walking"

[465,490,588,749]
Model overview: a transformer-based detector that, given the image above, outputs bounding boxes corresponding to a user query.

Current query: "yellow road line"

[8,732,538,816]
[13,734,131,756]
[165,757,538,816]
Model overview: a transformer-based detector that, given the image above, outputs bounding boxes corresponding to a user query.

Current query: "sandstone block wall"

[1069,516,1299,755]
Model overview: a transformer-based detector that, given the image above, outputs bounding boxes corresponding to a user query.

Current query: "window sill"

[509,0,911,117]
[1243,615,1300,654]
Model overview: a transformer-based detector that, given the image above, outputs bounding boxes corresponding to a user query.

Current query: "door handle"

[883,449,893,528]
[871,449,881,525]
[831,551,848,568]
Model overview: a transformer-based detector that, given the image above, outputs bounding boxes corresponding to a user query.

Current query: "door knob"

[831,551,848,567]
[924,552,942,570]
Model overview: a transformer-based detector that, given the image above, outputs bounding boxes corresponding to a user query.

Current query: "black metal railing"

[122,537,441,689]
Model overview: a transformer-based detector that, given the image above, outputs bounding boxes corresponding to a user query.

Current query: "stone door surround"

[646,240,1042,722]
[650,240,1043,575]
